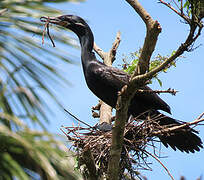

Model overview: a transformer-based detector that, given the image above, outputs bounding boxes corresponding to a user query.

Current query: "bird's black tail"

[151,111,203,153]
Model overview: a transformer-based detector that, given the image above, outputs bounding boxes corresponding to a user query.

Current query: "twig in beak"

[41,17,55,47]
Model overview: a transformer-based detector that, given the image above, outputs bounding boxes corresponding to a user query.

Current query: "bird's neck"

[79,33,94,54]
[71,25,95,69]
[78,30,95,70]
[71,24,94,55]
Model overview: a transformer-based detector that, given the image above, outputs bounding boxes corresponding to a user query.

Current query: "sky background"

[39,0,204,179]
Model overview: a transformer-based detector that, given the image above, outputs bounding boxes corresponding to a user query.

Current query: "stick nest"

[62,114,170,179]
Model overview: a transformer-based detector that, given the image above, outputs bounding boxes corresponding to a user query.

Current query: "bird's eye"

[58,16,68,21]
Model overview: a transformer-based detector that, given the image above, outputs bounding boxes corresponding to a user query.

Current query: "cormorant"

[41,15,203,153]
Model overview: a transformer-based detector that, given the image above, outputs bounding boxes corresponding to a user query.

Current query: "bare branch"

[125,0,155,27]
[136,88,178,96]
[93,43,106,60]
[64,109,93,129]
[108,31,121,64]
[144,150,175,180]
[94,31,121,65]
[158,0,191,24]
[125,0,162,76]
[131,23,203,84]
[108,1,162,178]
[153,115,204,136]
[107,1,203,179]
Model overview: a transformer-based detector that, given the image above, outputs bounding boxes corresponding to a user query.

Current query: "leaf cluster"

[0,120,81,180]
[123,50,176,86]
[178,0,204,20]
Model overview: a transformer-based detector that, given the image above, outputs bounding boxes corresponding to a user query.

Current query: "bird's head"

[41,15,94,52]
[40,15,89,36]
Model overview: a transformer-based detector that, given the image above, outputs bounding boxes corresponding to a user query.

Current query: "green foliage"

[0,0,80,126]
[0,0,84,179]
[123,50,176,87]
[178,0,204,19]
[0,121,81,180]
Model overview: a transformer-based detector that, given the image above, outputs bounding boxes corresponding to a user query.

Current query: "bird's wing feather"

[92,62,130,88]
[90,60,171,113]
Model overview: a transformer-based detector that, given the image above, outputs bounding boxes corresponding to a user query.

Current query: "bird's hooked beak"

[40,16,70,27]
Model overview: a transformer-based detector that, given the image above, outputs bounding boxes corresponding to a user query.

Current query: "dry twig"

[144,150,175,180]
[136,88,178,96]
[41,16,56,47]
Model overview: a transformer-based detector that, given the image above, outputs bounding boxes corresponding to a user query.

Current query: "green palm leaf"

[0,0,84,126]
[0,0,84,179]
[0,123,81,180]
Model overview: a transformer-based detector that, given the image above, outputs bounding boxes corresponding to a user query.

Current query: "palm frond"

[0,0,81,127]
[0,123,82,180]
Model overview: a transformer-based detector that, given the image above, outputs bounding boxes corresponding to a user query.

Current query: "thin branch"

[64,109,93,129]
[108,31,121,64]
[197,112,204,120]
[158,0,191,24]
[131,24,203,84]
[46,23,55,47]
[93,43,106,60]
[144,150,175,180]
[41,17,56,47]
[153,116,204,136]
[136,88,178,96]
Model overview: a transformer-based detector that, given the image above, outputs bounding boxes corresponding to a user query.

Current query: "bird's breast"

[84,69,118,108]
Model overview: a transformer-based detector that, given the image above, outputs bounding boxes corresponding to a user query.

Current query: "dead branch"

[136,88,178,96]
[153,114,204,136]
[94,31,121,65]
[93,43,105,61]
[64,108,93,129]
[108,31,121,64]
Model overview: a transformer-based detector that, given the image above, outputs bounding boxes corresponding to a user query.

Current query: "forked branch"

[108,1,203,179]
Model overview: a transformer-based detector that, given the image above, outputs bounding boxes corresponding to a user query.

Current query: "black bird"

[41,15,203,153]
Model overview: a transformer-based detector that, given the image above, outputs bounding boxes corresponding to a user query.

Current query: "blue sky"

[42,0,204,179]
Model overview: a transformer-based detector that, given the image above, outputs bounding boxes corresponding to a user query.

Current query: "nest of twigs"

[62,112,172,179]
